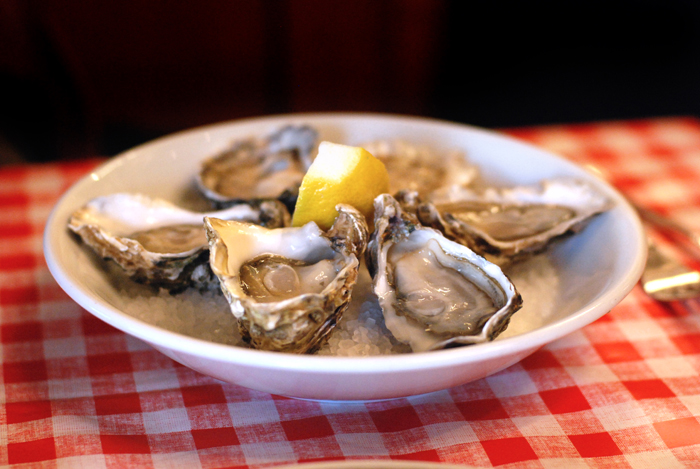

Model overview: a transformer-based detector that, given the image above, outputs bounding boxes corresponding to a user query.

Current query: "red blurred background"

[1,0,699,164]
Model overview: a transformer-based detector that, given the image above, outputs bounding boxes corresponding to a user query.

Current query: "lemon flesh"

[291,141,389,230]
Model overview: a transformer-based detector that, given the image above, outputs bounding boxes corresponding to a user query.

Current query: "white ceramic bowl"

[44,113,646,401]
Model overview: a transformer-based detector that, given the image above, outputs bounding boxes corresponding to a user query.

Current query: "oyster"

[361,140,478,194]
[205,204,369,353]
[68,193,290,291]
[197,125,318,210]
[367,194,522,352]
[409,178,614,265]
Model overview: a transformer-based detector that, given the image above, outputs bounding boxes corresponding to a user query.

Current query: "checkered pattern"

[3,119,700,468]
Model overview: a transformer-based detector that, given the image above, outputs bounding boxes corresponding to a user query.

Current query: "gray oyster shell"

[68,193,289,292]
[197,125,318,210]
[361,139,478,195]
[404,177,614,265]
[367,194,522,352]
[205,204,368,353]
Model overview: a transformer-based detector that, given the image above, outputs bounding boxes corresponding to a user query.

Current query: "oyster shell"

[361,140,478,194]
[408,178,614,265]
[197,125,318,210]
[205,204,369,353]
[367,194,522,352]
[68,193,290,291]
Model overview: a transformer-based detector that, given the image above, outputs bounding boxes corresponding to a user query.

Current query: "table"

[3,117,700,468]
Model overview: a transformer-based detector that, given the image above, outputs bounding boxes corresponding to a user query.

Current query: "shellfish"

[197,125,318,210]
[361,139,478,194]
[367,194,523,352]
[205,204,368,353]
[409,178,614,264]
[68,193,289,291]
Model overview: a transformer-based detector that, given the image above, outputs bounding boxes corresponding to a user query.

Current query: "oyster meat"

[367,194,523,352]
[68,193,289,291]
[361,139,478,194]
[197,125,318,210]
[205,204,369,353]
[410,178,614,264]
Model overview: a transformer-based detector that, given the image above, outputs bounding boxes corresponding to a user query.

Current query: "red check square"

[6,400,52,424]
[4,360,48,383]
[370,406,423,433]
[192,427,239,449]
[2,321,43,342]
[0,222,33,239]
[87,352,133,375]
[94,393,142,415]
[181,384,227,407]
[282,415,334,440]
[0,285,39,306]
[540,387,591,414]
[0,253,37,270]
[481,437,537,466]
[583,146,617,163]
[644,301,676,318]
[623,379,675,400]
[82,314,120,335]
[8,437,56,464]
[594,342,643,363]
[672,333,700,355]
[0,192,29,207]
[593,313,613,323]
[569,432,622,457]
[654,417,700,448]
[520,350,561,369]
[456,398,509,421]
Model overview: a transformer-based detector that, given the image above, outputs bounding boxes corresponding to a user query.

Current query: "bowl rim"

[43,111,648,375]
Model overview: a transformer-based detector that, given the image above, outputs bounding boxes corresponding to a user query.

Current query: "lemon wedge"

[291,141,389,230]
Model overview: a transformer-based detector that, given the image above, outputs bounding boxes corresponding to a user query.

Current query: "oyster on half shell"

[205,204,369,353]
[361,139,478,195]
[408,178,614,265]
[197,125,318,210]
[68,193,290,291]
[367,194,522,352]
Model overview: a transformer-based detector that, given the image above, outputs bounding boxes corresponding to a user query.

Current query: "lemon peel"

[291,141,389,230]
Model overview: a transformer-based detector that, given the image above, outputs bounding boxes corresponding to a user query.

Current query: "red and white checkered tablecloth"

[3,117,700,468]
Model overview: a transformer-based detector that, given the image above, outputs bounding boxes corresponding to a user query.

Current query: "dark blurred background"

[1,0,699,165]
